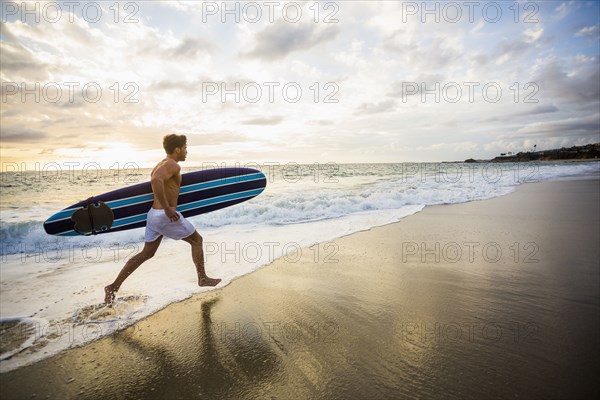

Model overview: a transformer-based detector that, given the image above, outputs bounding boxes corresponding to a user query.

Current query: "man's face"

[177,145,187,162]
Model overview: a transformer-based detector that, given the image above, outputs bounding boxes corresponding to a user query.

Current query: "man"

[104,134,221,304]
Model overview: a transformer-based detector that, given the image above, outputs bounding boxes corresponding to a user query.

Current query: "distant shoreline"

[462,158,600,164]
[464,143,600,163]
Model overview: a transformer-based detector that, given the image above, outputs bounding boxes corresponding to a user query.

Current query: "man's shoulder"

[170,160,181,173]
[152,159,180,177]
[158,158,180,170]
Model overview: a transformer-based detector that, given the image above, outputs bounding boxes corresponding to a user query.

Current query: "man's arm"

[150,161,180,221]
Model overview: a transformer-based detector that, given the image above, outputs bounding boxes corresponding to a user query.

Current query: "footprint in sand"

[72,295,148,324]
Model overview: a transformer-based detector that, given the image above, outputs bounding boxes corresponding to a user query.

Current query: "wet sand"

[1,178,599,399]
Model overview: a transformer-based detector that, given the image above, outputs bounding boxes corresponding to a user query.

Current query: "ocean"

[1,161,598,372]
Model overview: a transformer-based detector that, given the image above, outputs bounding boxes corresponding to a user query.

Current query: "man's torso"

[151,159,181,209]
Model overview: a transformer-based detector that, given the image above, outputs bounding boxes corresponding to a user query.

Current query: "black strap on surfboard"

[71,197,114,235]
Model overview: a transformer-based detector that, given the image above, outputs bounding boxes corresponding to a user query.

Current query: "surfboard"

[44,167,267,236]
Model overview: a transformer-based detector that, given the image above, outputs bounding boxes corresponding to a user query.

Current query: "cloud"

[383,33,458,70]
[148,79,197,92]
[0,41,48,80]
[355,100,396,115]
[241,116,284,125]
[469,52,491,68]
[308,120,334,126]
[575,25,600,38]
[147,76,249,92]
[0,21,19,42]
[1,127,49,142]
[243,22,340,60]
[40,117,72,128]
[187,132,248,145]
[135,34,213,62]
[495,37,534,65]
[387,74,445,98]
[523,28,544,44]
[467,27,549,68]
[168,37,213,59]
[157,1,204,12]
[532,61,600,103]
[3,16,105,60]
[553,2,571,20]
[55,96,87,108]
[56,133,84,139]
[513,104,560,117]
[0,109,20,118]
[513,114,600,138]
[529,104,560,114]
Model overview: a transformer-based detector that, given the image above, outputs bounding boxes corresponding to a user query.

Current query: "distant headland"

[465,143,600,163]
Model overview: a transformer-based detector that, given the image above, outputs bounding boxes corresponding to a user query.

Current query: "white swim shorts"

[144,208,195,242]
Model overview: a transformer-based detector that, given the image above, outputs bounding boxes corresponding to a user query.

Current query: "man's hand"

[165,207,180,222]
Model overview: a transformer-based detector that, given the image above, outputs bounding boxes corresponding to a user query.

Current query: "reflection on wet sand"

[0,294,296,399]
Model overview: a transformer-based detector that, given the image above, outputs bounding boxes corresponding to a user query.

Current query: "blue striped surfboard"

[43,167,267,236]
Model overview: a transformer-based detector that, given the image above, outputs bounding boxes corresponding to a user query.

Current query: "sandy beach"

[1,177,599,399]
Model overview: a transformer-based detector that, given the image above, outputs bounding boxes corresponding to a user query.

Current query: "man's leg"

[182,231,221,286]
[104,236,163,304]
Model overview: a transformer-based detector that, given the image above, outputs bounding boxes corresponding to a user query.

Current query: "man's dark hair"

[163,134,187,154]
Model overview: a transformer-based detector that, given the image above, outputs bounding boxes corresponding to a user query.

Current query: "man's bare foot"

[198,277,221,287]
[104,285,116,304]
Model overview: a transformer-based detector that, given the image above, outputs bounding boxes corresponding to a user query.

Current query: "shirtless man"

[104,134,221,304]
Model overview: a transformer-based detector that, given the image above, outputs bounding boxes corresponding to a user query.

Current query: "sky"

[1,0,599,168]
